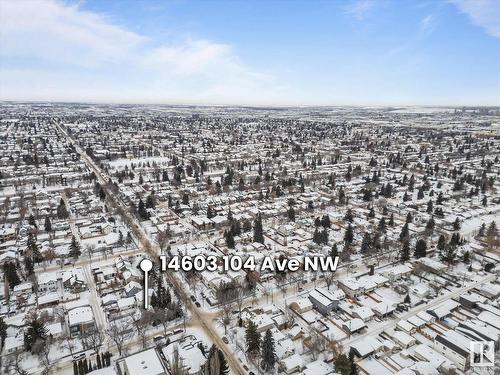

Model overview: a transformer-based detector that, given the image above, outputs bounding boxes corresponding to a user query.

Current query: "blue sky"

[0,0,499,106]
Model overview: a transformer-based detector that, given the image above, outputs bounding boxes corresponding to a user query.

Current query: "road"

[82,264,108,331]
[54,121,247,375]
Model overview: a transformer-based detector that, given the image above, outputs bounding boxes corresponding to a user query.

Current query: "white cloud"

[450,0,500,38]
[0,0,284,104]
[0,0,144,67]
[419,14,436,35]
[143,39,233,75]
[344,0,376,21]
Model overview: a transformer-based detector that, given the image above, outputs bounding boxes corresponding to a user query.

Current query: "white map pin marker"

[140,258,153,309]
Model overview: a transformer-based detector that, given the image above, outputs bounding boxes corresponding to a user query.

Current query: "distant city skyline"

[0,0,499,106]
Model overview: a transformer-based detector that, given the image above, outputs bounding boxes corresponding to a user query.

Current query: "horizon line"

[1,99,499,109]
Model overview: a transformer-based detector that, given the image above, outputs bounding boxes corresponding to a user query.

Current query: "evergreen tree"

[146,194,155,209]
[24,314,48,353]
[261,329,276,372]
[399,223,409,242]
[207,206,216,219]
[3,262,21,288]
[334,353,351,375]
[388,213,395,226]
[24,255,34,275]
[126,231,133,247]
[440,244,457,266]
[344,209,354,222]
[204,344,229,375]
[330,243,338,258]
[487,221,498,238]
[27,232,44,263]
[414,239,427,259]
[426,200,433,214]
[463,250,470,264]
[437,234,447,251]
[478,223,486,237]
[117,231,124,247]
[253,214,264,244]
[245,321,261,357]
[225,230,235,249]
[218,348,229,375]
[360,232,372,254]
[400,240,410,263]
[287,206,296,222]
[0,316,6,350]
[453,217,461,231]
[44,216,52,232]
[425,216,435,233]
[69,235,81,261]
[138,199,150,220]
[378,217,386,232]
[28,214,37,227]
[349,348,359,375]
[57,198,69,219]
[344,224,354,245]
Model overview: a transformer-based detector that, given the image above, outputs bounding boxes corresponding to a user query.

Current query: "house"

[433,330,471,371]
[4,335,24,354]
[68,306,95,336]
[349,336,382,358]
[275,337,295,360]
[308,287,345,315]
[300,359,333,375]
[281,353,304,374]
[37,271,59,293]
[0,227,16,242]
[413,344,454,372]
[379,264,412,282]
[427,300,460,320]
[161,334,207,375]
[46,322,63,338]
[338,278,365,298]
[288,296,313,314]
[352,306,374,322]
[372,302,396,318]
[396,319,417,334]
[120,348,167,375]
[38,292,61,308]
[386,329,416,348]
[342,318,366,334]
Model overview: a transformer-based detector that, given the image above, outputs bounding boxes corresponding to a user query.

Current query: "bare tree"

[107,324,131,357]
[283,306,296,329]
[234,285,245,321]
[153,309,172,338]
[80,329,104,355]
[85,244,96,263]
[132,310,153,349]
[3,351,28,375]
[218,302,233,335]
[59,333,76,357]
[324,272,336,290]
[308,327,326,360]
[166,346,188,375]
[39,337,55,375]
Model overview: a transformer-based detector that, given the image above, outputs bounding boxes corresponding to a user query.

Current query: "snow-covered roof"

[124,348,166,375]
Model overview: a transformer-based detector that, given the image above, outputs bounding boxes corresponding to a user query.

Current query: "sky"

[0,0,499,106]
